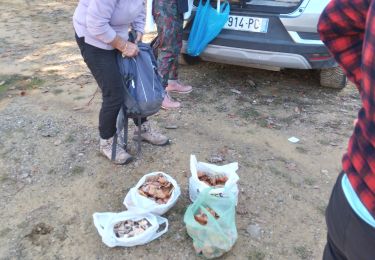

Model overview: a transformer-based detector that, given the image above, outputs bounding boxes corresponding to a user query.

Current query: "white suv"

[181,0,347,88]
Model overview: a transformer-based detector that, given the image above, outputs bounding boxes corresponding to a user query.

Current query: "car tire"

[178,54,200,65]
[320,67,347,89]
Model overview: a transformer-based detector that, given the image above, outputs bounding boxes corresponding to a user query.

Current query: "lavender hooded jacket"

[73,0,145,50]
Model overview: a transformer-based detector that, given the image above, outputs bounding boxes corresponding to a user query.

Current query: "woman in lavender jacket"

[73,0,169,165]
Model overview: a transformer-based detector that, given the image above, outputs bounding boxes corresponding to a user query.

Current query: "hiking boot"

[134,121,170,146]
[161,93,181,110]
[166,80,193,94]
[100,136,133,164]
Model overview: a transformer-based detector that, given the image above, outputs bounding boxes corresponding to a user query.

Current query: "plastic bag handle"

[150,216,169,241]
[93,213,111,238]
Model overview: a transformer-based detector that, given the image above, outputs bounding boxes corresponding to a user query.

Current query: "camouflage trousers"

[152,0,184,87]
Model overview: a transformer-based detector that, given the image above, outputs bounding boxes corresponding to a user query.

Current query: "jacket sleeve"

[86,0,118,43]
[317,0,370,91]
[131,3,146,34]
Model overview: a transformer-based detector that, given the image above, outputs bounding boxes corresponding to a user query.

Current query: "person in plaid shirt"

[318,0,375,259]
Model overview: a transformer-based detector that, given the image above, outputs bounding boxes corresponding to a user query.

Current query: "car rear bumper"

[181,37,336,70]
[182,41,312,70]
[181,0,336,70]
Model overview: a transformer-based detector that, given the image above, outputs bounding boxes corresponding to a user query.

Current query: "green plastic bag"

[184,188,237,258]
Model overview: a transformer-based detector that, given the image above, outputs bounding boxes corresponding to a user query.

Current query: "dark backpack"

[113,41,164,159]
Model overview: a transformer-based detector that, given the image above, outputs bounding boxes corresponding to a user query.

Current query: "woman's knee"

[102,94,123,110]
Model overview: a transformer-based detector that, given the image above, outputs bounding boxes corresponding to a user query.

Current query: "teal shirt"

[342,174,375,228]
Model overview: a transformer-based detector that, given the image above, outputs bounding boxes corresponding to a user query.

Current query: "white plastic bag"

[93,211,168,247]
[145,0,156,33]
[189,155,239,204]
[124,172,181,215]
[184,0,195,20]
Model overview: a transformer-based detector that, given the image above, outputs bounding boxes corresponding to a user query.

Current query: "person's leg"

[153,0,183,109]
[165,14,193,94]
[323,172,348,260]
[152,0,178,88]
[78,44,122,139]
[130,116,169,147]
[133,117,147,126]
[323,172,375,260]
[323,234,347,260]
[133,120,169,146]
[75,37,132,164]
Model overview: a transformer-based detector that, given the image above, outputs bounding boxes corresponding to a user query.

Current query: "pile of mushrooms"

[194,207,220,225]
[138,174,174,204]
[114,218,151,238]
[197,171,228,187]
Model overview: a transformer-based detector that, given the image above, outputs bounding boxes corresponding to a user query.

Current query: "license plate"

[224,15,269,33]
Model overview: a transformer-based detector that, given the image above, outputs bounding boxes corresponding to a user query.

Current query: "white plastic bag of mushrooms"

[189,155,239,204]
[93,211,168,247]
[123,172,181,215]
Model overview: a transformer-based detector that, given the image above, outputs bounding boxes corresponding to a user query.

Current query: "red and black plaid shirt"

[318,0,375,218]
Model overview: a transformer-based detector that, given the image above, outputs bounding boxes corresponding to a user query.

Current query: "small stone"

[321,169,329,174]
[9,86,16,90]
[246,224,261,240]
[0,81,5,86]
[54,140,62,146]
[78,153,84,156]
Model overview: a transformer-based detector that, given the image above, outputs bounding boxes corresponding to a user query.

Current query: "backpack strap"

[137,116,142,156]
[111,132,118,161]
[122,105,129,152]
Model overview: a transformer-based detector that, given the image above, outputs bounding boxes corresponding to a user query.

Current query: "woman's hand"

[121,41,139,57]
[110,35,139,57]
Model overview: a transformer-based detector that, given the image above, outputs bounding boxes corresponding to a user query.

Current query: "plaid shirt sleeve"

[318,0,369,91]
[319,0,375,218]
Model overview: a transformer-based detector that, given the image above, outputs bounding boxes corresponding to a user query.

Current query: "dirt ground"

[0,1,361,259]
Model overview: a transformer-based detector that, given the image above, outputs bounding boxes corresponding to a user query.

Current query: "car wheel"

[320,67,347,89]
[178,54,200,65]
